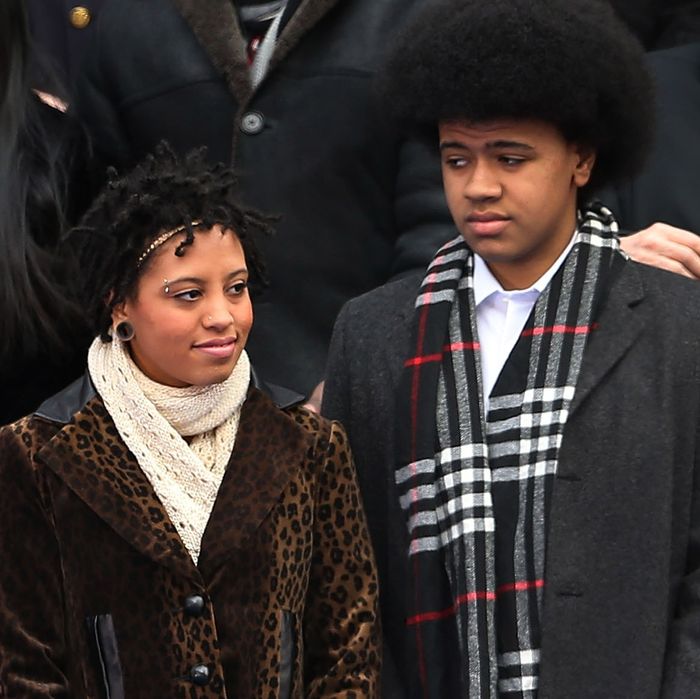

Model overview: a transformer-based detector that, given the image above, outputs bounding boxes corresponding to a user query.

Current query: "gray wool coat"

[323,258,700,698]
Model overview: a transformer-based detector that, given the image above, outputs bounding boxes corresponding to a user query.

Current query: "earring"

[163,278,170,295]
[115,321,135,341]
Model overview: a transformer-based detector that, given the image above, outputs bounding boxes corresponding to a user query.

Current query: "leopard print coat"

[0,378,380,698]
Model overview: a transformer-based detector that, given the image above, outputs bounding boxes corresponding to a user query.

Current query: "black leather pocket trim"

[86,614,125,699]
[279,609,295,699]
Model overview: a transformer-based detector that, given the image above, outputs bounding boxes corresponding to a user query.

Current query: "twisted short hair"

[70,144,272,341]
[378,0,654,193]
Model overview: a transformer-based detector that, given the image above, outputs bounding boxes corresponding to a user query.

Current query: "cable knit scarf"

[394,203,625,698]
[88,338,250,563]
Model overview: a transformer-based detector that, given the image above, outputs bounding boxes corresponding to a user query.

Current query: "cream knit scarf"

[87,337,250,563]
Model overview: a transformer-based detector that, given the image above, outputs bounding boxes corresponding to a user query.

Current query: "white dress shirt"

[474,233,577,411]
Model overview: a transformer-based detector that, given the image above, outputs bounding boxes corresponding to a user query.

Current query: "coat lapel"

[36,397,198,582]
[567,261,647,421]
[171,0,342,104]
[270,0,342,70]
[170,0,252,103]
[197,388,312,577]
[385,278,422,393]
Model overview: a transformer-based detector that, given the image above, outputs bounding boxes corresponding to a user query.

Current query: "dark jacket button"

[189,664,210,686]
[240,111,265,135]
[184,594,206,617]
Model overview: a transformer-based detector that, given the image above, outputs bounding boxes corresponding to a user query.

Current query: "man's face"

[439,119,595,289]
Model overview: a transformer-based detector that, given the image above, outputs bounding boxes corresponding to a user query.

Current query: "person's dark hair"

[378,0,654,194]
[0,0,80,360]
[70,144,273,341]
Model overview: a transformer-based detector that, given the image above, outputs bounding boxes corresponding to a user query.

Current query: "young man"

[322,1,700,697]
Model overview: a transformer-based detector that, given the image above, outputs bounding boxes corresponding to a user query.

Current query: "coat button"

[240,111,265,135]
[189,664,210,686]
[69,6,91,29]
[184,594,206,617]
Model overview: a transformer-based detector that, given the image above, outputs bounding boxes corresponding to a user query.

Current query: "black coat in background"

[73,0,454,396]
[26,0,105,97]
[25,0,700,92]
[609,0,700,49]
[601,42,700,234]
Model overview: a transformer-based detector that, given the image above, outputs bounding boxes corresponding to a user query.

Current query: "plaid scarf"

[394,203,625,698]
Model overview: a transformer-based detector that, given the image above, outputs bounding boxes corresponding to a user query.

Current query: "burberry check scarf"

[394,203,625,698]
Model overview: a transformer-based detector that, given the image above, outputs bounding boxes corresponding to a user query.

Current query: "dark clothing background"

[0,99,91,427]
[610,0,700,49]
[25,0,700,95]
[600,41,700,234]
[73,0,454,396]
[323,260,700,698]
[26,0,106,97]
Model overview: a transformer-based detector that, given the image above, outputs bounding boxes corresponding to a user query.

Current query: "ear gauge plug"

[115,321,135,341]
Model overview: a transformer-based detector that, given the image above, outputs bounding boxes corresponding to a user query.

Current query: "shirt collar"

[473,228,578,307]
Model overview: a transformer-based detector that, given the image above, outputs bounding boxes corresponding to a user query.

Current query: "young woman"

[0,0,89,425]
[0,148,380,698]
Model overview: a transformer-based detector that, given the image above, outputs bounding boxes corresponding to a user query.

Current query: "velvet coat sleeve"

[303,418,381,697]
[0,419,70,697]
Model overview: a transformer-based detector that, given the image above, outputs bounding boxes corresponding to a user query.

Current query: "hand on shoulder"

[620,223,700,279]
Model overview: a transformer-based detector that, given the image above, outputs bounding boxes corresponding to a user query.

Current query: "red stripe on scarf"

[406,579,545,626]
[521,323,599,337]
[405,341,481,367]
[406,590,497,626]
[497,579,545,594]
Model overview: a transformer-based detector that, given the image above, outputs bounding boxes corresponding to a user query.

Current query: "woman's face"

[112,225,253,387]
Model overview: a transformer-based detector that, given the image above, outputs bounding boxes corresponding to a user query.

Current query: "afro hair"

[69,143,272,341]
[378,0,655,194]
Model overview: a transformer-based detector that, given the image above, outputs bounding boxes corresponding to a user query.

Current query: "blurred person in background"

[609,0,700,49]
[0,0,90,425]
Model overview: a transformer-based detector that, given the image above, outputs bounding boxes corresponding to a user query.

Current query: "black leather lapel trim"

[35,368,303,420]
[278,609,295,699]
[34,373,96,425]
[251,366,305,408]
[87,614,125,699]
